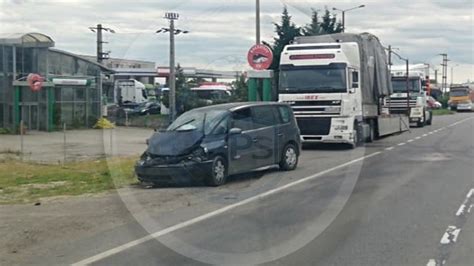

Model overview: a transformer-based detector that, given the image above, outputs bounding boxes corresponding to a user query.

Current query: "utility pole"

[256,0,261,44]
[439,53,448,94]
[157,13,189,123]
[89,24,115,64]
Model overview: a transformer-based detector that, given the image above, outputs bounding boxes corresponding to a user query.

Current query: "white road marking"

[456,189,474,216]
[385,147,395,151]
[440,226,461,245]
[72,152,382,266]
[423,134,428,137]
[407,139,414,143]
[398,143,406,146]
[426,259,437,266]
[415,137,422,140]
[428,132,434,135]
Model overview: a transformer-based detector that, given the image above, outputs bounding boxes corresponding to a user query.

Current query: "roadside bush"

[93,118,115,129]
[0,128,11,134]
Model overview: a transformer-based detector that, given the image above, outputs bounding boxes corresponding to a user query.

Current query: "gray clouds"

[0,0,472,82]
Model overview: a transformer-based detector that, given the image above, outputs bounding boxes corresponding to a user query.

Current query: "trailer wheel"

[367,120,375,143]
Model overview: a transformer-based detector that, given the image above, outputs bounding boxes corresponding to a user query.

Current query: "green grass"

[0,157,139,204]
[432,109,456,116]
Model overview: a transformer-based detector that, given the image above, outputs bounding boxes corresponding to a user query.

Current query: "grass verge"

[432,109,455,116]
[0,157,139,204]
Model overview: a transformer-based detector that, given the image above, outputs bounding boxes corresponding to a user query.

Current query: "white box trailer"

[115,79,148,105]
[278,33,408,148]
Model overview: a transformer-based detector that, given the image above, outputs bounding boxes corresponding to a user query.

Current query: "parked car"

[128,102,161,116]
[427,96,442,109]
[135,102,301,186]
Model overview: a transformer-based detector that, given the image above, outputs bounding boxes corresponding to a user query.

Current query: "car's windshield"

[392,79,421,93]
[167,109,228,135]
[279,65,347,93]
[450,89,469,97]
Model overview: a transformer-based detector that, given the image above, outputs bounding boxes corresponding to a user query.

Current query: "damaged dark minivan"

[135,102,301,186]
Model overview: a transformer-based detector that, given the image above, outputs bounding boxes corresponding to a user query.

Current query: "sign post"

[247,44,274,102]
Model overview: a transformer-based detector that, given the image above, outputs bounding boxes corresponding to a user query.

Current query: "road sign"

[247,44,273,70]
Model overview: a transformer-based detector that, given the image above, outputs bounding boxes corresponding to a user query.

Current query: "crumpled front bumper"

[135,159,213,183]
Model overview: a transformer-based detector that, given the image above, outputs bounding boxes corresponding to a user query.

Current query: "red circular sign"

[27,73,44,92]
[247,44,273,70]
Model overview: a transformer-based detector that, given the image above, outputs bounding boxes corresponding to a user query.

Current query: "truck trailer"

[388,64,433,127]
[278,33,408,148]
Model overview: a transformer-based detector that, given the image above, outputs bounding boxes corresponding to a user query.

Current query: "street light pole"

[451,64,459,86]
[332,5,365,33]
[256,0,261,44]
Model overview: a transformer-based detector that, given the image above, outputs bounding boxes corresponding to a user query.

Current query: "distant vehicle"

[427,96,442,109]
[389,64,433,127]
[135,102,301,186]
[279,33,408,148]
[116,79,148,105]
[449,86,474,111]
[127,102,161,116]
[191,83,232,103]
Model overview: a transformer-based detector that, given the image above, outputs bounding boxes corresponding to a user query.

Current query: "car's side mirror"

[229,128,243,135]
[351,71,359,92]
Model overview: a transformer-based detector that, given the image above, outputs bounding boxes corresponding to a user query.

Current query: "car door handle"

[278,133,284,137]
[252,138,258,143]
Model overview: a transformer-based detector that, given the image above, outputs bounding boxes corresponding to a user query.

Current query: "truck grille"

[287,101,342,115]
[385,98,417,111]
[297,117,331,136]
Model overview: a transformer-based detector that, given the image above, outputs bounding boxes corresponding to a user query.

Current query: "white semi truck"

[388,64,432,127]
[279,33,408,148]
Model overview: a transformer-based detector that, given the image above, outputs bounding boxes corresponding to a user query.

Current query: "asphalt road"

[25,113,474,265]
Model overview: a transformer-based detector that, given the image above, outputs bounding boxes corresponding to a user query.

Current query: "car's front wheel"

[280,143,299,171]
[206,155,227,187]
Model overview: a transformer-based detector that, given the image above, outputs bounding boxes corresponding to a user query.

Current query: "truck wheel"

[426,111,433,126]
[351,123,361,149]
[279,143,299,171]
[417,111,426,128]
[206,156,227,187]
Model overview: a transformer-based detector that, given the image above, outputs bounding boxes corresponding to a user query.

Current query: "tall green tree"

[269,6,302,71]
[303,8,343,36]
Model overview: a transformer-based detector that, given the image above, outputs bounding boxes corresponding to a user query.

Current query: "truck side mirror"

[351,71,359,93]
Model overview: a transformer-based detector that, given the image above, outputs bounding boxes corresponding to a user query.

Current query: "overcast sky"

[1,0,472,82]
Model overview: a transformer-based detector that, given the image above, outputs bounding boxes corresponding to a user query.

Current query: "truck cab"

[279,42,364,146]
[388,66,432,127]
[449,86,474,111]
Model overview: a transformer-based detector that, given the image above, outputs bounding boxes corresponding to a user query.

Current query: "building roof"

[0,32,54,48]
[49,48,115,73]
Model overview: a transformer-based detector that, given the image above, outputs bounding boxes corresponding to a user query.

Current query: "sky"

[1,0,473,83]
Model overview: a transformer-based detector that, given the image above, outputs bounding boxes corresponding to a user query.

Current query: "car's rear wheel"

[206,155,227,187]
[280,143,299,171]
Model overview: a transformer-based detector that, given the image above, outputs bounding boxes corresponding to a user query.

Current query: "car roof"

[192,102,288,112]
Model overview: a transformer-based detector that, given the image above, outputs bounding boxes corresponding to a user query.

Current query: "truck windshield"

[279,65,347,93]
[391,79,421,93]
[450,89,468,97]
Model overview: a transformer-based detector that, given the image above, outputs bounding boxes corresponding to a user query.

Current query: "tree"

[231,74,248,102]
[269,6,302,71]
[303,8,343,36]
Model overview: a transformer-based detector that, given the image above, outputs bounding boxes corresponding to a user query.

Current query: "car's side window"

[211,115,230,135]
[252,106,277,128]
[278,106,291,124]
[232,108,254,131]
